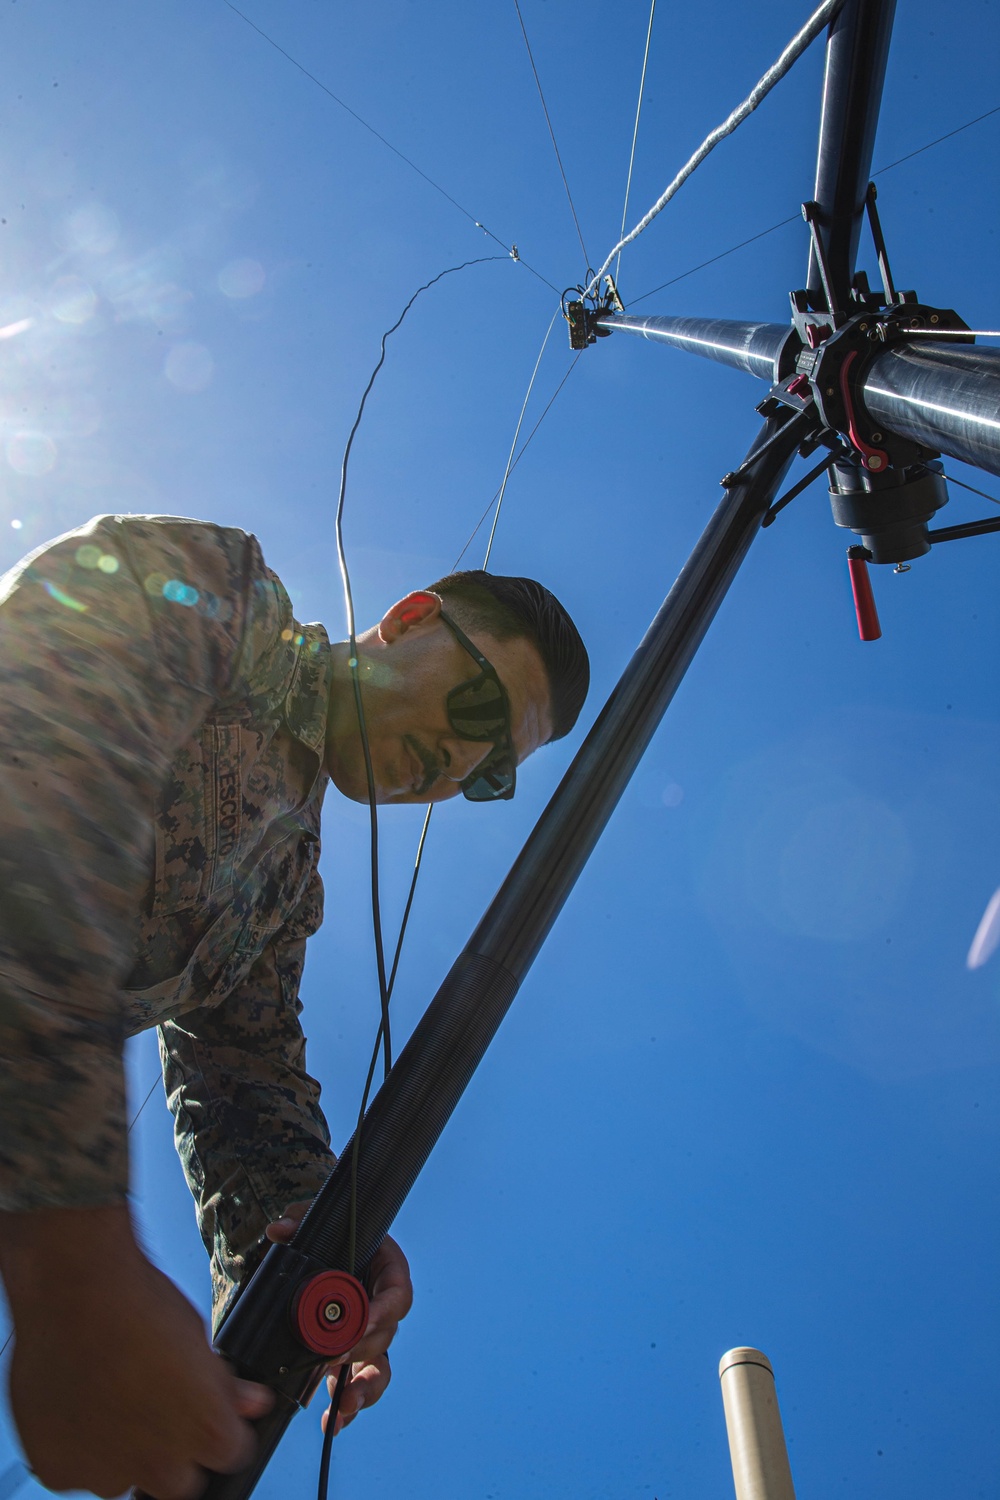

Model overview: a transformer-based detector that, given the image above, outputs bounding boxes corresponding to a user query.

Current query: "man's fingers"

[129,1461,206,1500]
[322,1355,392,1434]
[366,1236,413,1324]
[341,1317,398,1370]
[233,1379,275,1421]
[264,1200,312,1243]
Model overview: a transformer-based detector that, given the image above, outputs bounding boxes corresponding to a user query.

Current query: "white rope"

[584,0,843,299]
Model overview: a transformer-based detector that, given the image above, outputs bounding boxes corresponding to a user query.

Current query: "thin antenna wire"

[452,355,581,569]
[629,214,800,305]
[0,1464,26,1500]
[512,0,590,268]
[221,0,559,295]
[128,1074,160,1134]
[484,307,561,568]
[615,0,657,285]
[583,0,842,298]
[942,472,1000,508]
[629,100,1000,307]
[873,102,1000,177]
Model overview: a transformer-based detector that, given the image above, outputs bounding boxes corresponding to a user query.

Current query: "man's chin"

[328,762,383,804]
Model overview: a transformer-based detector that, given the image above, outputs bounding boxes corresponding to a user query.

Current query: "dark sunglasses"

[439,610,516,801]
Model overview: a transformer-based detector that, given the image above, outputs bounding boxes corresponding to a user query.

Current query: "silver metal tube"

[862,341,1000,477]
[596,314,797,382]
[719,1348,797,1500]
[601,313,1000,478]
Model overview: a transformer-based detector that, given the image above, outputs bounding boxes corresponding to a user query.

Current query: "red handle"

[846,548,881,641]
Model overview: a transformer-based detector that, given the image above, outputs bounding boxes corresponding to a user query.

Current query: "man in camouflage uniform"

[0,514,589,1499]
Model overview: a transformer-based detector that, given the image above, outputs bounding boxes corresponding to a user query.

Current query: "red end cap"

[846,549,882,642]
[293,1270,370,1359]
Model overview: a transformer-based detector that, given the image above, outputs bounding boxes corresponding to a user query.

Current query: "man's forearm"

[0,1203,139,1312]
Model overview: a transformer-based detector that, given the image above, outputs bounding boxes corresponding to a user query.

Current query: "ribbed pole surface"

[200,411,807,1500]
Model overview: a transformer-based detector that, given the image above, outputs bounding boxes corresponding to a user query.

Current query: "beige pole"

[719,1348,797,1500]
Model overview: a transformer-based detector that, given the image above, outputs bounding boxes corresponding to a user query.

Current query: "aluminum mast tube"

[862,341,1000,477]
[202,408,809,1500]
[594,315,797,383]
[598,316,1000,479]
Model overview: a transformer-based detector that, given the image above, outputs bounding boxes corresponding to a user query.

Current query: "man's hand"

[0,1204,273,1499]
[265,1206,412,1434]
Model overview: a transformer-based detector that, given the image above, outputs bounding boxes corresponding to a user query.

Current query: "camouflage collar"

[281,619,332,757]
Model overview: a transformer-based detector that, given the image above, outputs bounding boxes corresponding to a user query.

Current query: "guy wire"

[221,0,559,294]
[628,100,1000,307]
[484,306,561,569]
[453,354,581,568]
[942,473,1000,508]
[582,0,842,299]
[615,0,657,286]
[512,0,590,268]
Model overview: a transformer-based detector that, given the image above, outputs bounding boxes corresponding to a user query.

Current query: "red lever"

[846,547,882,641]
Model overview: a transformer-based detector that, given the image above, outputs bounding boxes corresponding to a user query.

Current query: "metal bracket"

[564,276,625,349]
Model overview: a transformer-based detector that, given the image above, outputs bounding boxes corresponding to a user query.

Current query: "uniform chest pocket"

[153,724,243,915]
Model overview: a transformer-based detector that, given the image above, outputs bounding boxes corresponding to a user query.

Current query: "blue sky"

[0,2,998,1497]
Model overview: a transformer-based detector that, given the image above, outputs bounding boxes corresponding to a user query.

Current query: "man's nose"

[439,736,491,782]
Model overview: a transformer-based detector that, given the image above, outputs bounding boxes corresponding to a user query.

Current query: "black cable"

[334,255,507,1087]
[345,804,433,1276]
[325,257,509,1500]
[316,1362,351,1500]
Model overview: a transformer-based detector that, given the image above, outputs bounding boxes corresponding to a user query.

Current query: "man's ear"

[377,590,443,644]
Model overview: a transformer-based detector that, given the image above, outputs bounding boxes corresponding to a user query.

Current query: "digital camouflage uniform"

[0,514,339,1328]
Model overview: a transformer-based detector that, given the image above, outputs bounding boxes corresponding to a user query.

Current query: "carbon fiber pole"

[200,407,809,1500]
[806,0,897,309]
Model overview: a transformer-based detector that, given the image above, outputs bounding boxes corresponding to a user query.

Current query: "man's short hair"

[425,570,590,742]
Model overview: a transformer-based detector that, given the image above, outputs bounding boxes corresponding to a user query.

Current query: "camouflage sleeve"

[0,514,290,1212]
[158,869,335,1332]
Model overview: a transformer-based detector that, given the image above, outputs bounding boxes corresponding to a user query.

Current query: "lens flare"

[164,342,214,393]
[42,580,87,612]
[967,886,1000,970]
[50,276,98,325]
[6,434,57,477]
[218,258,265,299]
